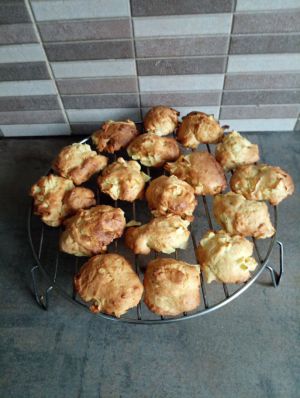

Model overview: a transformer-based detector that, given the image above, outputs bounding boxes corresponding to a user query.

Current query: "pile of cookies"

[30,106,294,318]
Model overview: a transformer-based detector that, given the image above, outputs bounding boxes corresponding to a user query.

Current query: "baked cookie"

[92,120,139,153]
[213,192,275,239]
[98,157,150,202]
[215,131,259,171]
[52,143,108,185]
[144,106,179,136]
[230,164,294,205]
[145,175,196,220]
[60,205,126,256]
[176,111,225,149]
[30,174,95,227]
[165,152,227,195]
[144,258,200,316]
[197,230,258,284]
[63,187,96,213]
[125,215,190,255]
[127,133,180,167]
[74,254,143,317]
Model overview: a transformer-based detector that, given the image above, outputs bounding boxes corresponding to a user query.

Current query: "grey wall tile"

[45,41,134,61]
[38,19,132,42]
[71,124,102,135]
[176,106,220,119]
[0,2,31,24]
[220,105,300,119]
[131,0,233,16]
[51,59,136,78]
[294,119,300,130]
[225,73,300,90]
[57,77,138,95]
[141,92,221,107]
[0,80,56,96]
[137,57,226,75]
[0,62,50,81]
[139,75,224,92]
[230,34,300,54]
[0,44,45,63]
[133,15,232,37]
[233,12,300,34]
[0,1,298,137]
[227,54,300,72]
[219,118,297,131]
[135,36,229,57]
[0,110,65,124]
[62,94,139,109]
[71,122,143,135]
[1,124,71,137]
[71,117,142,136]
[236,0,300,11]
[222,90,300,105]
[0,24,37,45]
[0,96,61,112]
[142,106,220,119]
[31,0,130,21]
[66,108,141,122]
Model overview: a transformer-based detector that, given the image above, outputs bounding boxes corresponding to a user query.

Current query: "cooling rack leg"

[265,241,284,288]
[30,265,53,310]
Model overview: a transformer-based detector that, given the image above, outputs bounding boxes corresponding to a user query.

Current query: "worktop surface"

[0,132,299,398]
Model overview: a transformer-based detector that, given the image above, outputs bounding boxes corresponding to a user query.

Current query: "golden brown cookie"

[92,120,139,153]
[63,187,96,213]
[30,174,95,227]
[197,230,258,284]
[127,133,180,167]
[60,205,126,256]
[144,258,200,316]
[74,254,143,317]
[144,106,179,136]
[215,131,259,171]
[145,175,196,220]
[98,157,150,202]
[52,143,108,185]
[213,192,275,239]
[176,111,225,148]
[230,164,294,205]
[125,215,190,255]
[165,151,227,195]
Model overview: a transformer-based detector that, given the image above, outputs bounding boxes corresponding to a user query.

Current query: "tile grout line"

[233,8,300,15]
[210,103,300,109]
[219,0,238,122]
[293,112,300,130]
[133,53,299,60]
[129,0,143,123]
[24,0,72,133]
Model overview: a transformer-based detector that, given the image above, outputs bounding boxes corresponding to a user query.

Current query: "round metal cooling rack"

[28,137,284,324]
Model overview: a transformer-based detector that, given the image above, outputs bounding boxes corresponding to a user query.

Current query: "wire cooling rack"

[28,137,284,324]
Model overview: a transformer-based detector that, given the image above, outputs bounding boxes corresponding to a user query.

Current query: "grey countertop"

[0,132,299,398]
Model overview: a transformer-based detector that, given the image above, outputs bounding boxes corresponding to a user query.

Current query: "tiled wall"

[0,0,300,137]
